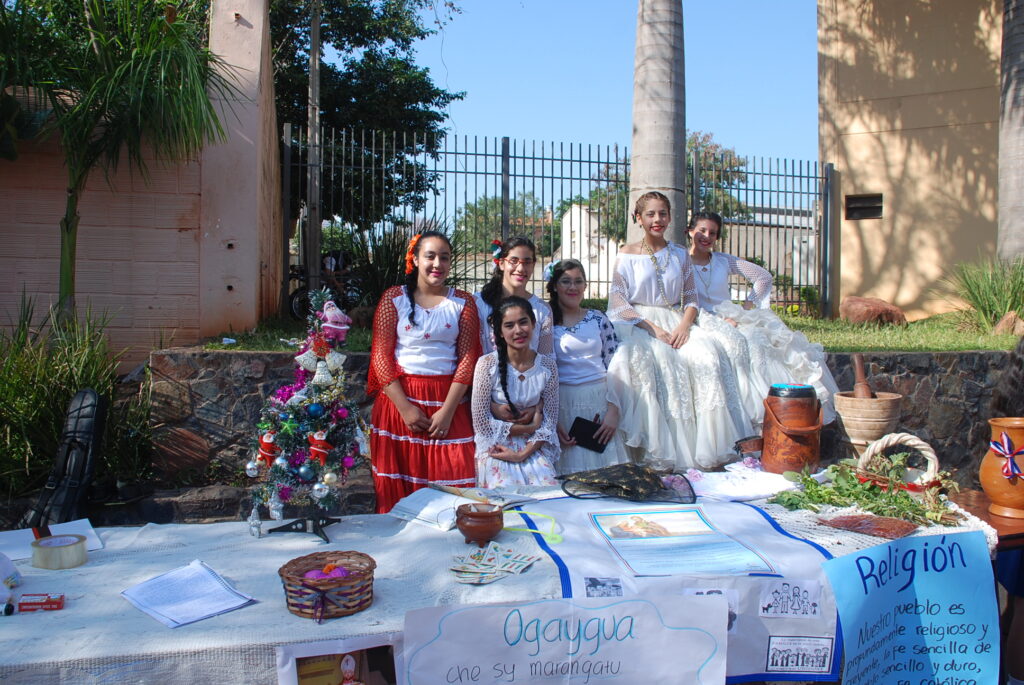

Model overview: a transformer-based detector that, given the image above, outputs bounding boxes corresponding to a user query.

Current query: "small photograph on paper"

[765,636,833,673]
[759,579,821,618]
[294,646,395,685]
[584,577,623,598]
[685,588,738,632]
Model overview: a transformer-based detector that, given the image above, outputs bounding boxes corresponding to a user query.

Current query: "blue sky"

[414,0,819,162]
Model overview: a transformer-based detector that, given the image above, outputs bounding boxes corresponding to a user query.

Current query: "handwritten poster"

[400,596,727,684]
[823,531,999,685]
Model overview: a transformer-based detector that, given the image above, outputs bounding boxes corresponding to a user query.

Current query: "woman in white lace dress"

[546,259,630,474]
[474,236,553,356]
[687,211,839,423]
[472,296,560,488]
[605,192,752,470]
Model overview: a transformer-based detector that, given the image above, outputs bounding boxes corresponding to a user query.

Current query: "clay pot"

[455,503,504,547]
[980,417,1024,519]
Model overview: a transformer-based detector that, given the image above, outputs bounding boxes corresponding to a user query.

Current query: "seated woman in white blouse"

[687,211,838,423]
[546,259,630,474]
[472,296,560,488]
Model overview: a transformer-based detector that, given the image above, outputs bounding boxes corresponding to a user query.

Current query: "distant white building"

[551,205,621,298]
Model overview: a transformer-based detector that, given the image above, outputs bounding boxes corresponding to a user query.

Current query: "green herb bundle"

[769,454,961,526]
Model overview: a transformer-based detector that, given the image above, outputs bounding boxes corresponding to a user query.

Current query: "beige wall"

[0,0,280,364]
[819,0,1001,319]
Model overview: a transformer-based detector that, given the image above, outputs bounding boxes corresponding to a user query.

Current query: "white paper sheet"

[120,559,255,628]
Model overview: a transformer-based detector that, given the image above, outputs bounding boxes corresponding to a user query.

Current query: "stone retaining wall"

[150,347,1011,490]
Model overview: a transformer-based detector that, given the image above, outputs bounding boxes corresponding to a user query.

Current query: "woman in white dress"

[605,192,751,470]
[546,259,631,474]
[472,296,560,488]
[474,236,553,356]
[687,211,839,423]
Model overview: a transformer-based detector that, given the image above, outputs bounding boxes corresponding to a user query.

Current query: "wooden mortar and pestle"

[834,353,903,456]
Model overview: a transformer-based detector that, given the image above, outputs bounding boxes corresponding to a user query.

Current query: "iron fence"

[282,124,833,310]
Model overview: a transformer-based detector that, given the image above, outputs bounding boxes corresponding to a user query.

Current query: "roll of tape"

[31,534,88,570]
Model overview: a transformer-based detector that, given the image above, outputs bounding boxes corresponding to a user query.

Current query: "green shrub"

[946,257,1024,332]
[0,297,122,497]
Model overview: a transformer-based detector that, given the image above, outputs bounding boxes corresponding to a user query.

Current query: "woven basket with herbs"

[278,550,375,623]
[771,433,962,526]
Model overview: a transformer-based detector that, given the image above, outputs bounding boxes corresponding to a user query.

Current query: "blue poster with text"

[823,530,999,685]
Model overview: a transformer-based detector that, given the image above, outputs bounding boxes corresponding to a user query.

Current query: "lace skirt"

[715,302,839,424]
[696,309,773,429]
[606,304,752,470]
[370,373,475,513]
[556,379,631,475]
[475,438,560,489]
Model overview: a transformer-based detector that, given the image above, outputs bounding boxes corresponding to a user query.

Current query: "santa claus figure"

[321,301,352,343]
[257,431,281,466]
[308,430,332,466]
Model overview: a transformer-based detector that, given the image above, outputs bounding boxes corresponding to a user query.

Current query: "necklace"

[691,252,713,291]
[642,239,686,311]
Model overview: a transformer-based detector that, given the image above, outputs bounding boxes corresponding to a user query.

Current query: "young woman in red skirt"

[367,231,481,512]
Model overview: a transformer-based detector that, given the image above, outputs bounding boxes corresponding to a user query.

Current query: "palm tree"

[1001,0,1024,260]
[629,0,686,243]
[7,0,235,320]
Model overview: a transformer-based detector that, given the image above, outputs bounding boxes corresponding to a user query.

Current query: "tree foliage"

[2,0,234,319]
[453,191,560,257]
[273,0,464,226]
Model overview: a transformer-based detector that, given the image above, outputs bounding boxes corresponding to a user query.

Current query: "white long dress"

[473,293,554,356]
[693,252,839,424]
[553,309,631,474]
[605,243,752,470]
[471,352,560,487]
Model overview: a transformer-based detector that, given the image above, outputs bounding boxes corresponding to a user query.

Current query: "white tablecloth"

[0,499,995,684]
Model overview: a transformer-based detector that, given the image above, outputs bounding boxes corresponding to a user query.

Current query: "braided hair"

[479,235,537,310]
[489,295,536,420]
[992,336,1024,418]
[404,230,452,327]
[545,259,586,326]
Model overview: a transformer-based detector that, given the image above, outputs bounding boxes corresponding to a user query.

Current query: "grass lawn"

[205,310,1019,355]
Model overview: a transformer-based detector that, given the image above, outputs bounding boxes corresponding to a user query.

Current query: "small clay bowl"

[455,503,503,548]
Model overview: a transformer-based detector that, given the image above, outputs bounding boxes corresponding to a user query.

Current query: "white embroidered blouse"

[552,310,620,385]
[471,352,559,454]
[607,243,698,325]
[391,287,470,376]
[691,252,773,312]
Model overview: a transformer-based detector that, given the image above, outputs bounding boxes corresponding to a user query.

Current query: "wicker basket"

[278,550,376,622]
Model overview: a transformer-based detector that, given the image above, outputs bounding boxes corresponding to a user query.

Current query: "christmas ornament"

[279,417,299,435]
[286,388,308,406]
[326,350,346,373]
[307,403,325,418]
[310,483,329,500]
[295,348,319,372]
[310,361,333,387]
[273,456,289,469]
[257,431,281,466]
[245,460,260,478]
[323,471,339,485]
[308,430,332,466]
[297,464,316,482]
[321,301,352,343]
[247,505,262,537]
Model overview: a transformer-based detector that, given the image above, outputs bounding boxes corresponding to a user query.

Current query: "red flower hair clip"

[404,233,423,274]
[491,239,502,267]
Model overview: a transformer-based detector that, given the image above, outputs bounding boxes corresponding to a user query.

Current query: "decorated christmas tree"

[246,289,363,536]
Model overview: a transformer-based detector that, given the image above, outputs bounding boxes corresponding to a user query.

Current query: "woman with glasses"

[475,237,554,430]
[546,259,630,474]
[474,236,553,356]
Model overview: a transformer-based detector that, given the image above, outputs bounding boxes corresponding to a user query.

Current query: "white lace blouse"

[473,292,554,355]
[552,310,620,385]
[692,252,773,312]
[471,352,559,454]
[607,243,698,325]
[391,287,469,376]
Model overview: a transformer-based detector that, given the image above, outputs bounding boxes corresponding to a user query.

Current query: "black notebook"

[569,416,608,454]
